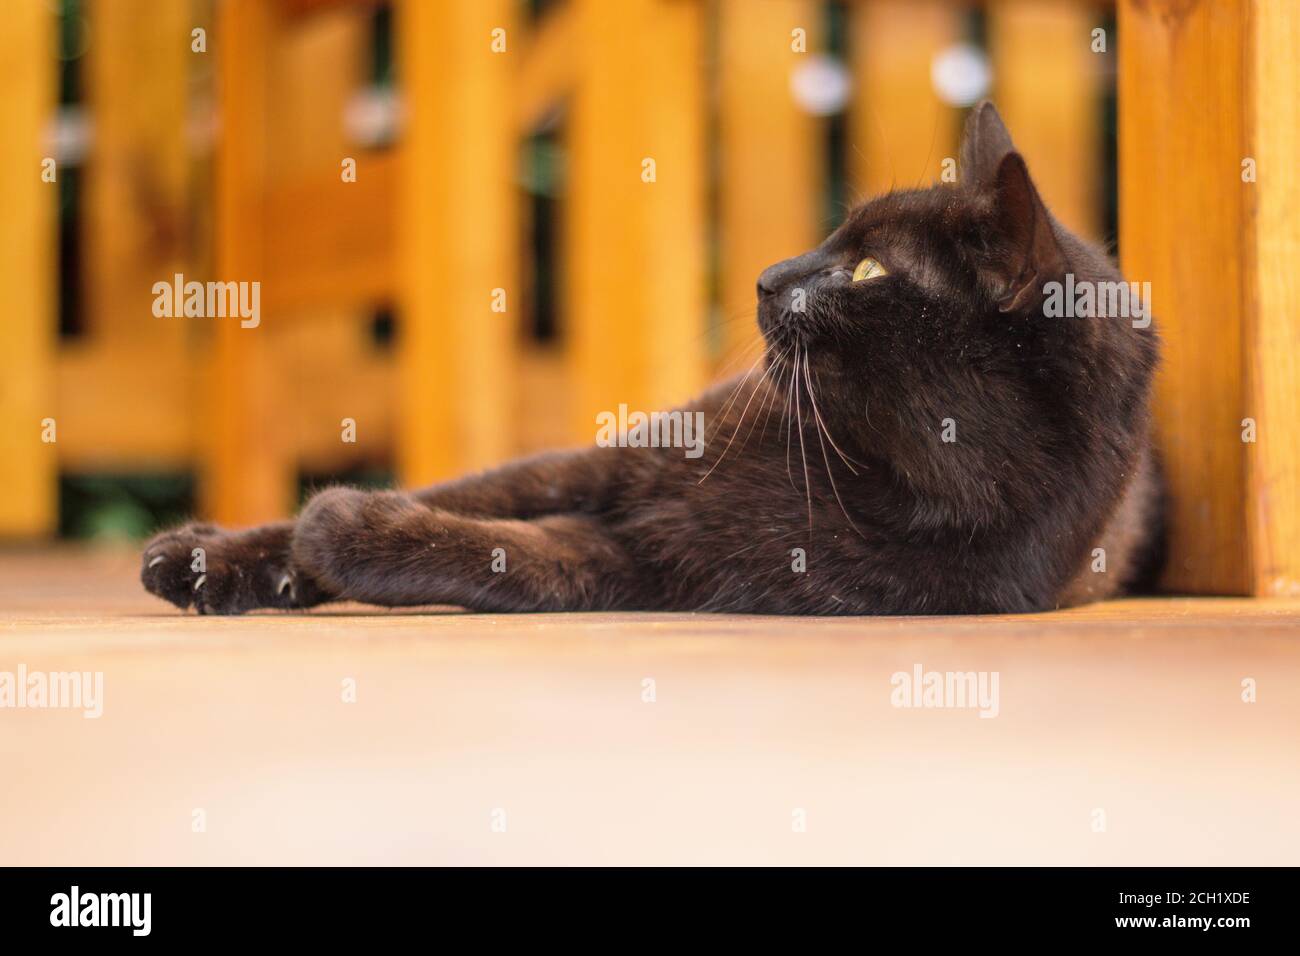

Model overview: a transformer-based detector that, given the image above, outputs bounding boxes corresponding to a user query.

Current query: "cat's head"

[756,101,1157,494]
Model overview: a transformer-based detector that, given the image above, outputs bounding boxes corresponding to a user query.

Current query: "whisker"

[792,345,814,537]
[706,349,768,444]
[784,349,800,492]
[754,348,790,445]
[698,350,779,485]
[803,353,861,474]
[804,357,868,541]
[736,346,789,455]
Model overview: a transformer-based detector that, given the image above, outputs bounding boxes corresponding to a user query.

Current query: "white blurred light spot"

[790,54,851,117]
[931,43,991,107]
[44,108,91,166]
[344,86,404,147]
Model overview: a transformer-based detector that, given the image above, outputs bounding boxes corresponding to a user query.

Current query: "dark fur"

[143,104,1164,615]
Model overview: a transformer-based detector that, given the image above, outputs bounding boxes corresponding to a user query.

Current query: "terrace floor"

[2,547,1297,865]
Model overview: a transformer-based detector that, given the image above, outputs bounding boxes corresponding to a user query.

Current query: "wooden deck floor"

[1,547,1298,865]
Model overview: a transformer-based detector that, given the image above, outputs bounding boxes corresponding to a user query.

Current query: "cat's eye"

[852,257,888,282]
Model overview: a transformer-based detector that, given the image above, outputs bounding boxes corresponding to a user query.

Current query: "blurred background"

[1,0,1119,543]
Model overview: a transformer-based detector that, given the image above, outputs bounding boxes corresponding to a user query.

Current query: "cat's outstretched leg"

[291,487,642,611]
[141,521,333,614]
[411,448,619,518]
[140,449,625,613]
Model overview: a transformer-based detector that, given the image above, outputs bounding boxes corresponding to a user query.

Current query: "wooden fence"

[1,0,1296,597]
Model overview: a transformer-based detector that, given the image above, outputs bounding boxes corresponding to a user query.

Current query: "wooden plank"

[263,6,389,483]
[717,0,821,372]
[988,0,1101,238]
[208,0,288,525]
[515,0,578,133]
[397,0,517,486]
[566,0,708,437]
[640,0,709,410]
[83,0,191,346]
[260,8,392,313]
[5,548,1300,866]
[54,346,195,468]
[52,335,393,472]
[267,2,365,176]
[274,315,395,472]
[1246,0,1300,596]
[261,153,396,313]
[0,0,56,537]
[848,0,960,199]
[1119,0,1300,595]
[280,0,383,19]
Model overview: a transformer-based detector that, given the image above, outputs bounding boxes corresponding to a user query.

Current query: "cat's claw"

[141,521,325,614]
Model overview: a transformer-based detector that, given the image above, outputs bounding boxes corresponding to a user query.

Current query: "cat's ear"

[986,152,1065,313]
[960,101,1017,191]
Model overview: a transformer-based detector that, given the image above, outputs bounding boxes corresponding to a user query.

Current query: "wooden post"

[0,0,56,537]
[848,0,960,199]
[988,0,1101,238]
[1120,0,1300,595]
[397,0,516,487]
[566,0,707,436]
[717,0,821,373]
[209,0,285,525]
[84,0,191,348]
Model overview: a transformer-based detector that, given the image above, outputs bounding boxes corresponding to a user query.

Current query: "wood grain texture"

[1246,0,1300,596]
[1120,0,1300,595]
[2,548,1298,865]
[0,1,55,537]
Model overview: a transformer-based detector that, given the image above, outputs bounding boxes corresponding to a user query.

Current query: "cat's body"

[142,104,1164,615]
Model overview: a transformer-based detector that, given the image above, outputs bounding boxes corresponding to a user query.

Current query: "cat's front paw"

[141,523,222,611]
[141,521,318,615]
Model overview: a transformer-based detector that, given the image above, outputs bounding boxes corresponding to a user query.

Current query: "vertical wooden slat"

[397,0,516,486]
[848,0,960,199]
[641,0,709,409]
[0,0,56,536]
[567,0,707,436]
[84,0,190,347]
[1120,0,1300,595]
[988,0,1100,238]
[717,0,821,372]
[1246,0,1300,596]
[265,6,373,481]
[209,0,283,524]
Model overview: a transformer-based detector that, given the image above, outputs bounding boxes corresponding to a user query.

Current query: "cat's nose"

[757,250,824,300]
[756,263,788,299]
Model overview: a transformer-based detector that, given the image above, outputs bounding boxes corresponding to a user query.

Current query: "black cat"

[143,102,1164,615]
